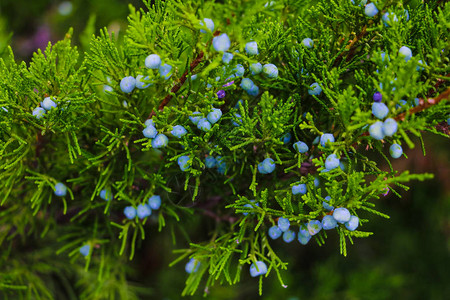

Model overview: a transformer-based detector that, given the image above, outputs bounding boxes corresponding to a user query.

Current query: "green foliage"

[0,0,449,298]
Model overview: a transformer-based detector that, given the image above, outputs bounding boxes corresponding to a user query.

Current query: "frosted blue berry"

[382,12,398,27]
[212,33,231,52]
[277,217,290,232]
[232,113,242,126]
[416,60,425,71]
[382,118,397,136]
[249,261,268,277]
[245,41,259,55]
[292,183,307,195]
[333,207,351,223]
[398,46,412,62]
[302,38,314,48]
[234,64,245,77]
[240,78,254,91]
[250,62,262,75]
[325,154,340,170]
[364,3,378,17]
[205,156,217,168]
[222,52,233,64]
[197,118,211,131]
[100,189,113,201]
[148,195,161,210]
[191,74,197,81]
[268,226,282,239]
[293,141,309,153]
[189,111,202,125]
[322,215,337,230]
[323,196,334,210]
[185,258,200,273]
[178,155,190,171]
[281,132,292,144]
[373,92,382,102]
[54,182,67,197]
[345,215,359,231]
[242,200,259,216]
[124,206,137,219]
[143,125,158,138]
[145,54,161,69]
[144,119,155,127]
[307,220,322,236]
[151,134,169,148]
[389,143,403,159]
[79,244,90,257]
[42,97,57,110]
[136,75,152,89]
[283,230,296,243]
[259,158,275,174]
[369,121,385,140]
[159,63,173,80]
[137,203,152,219]
[380,51,389,62]
[207,108,222,124]
[298,233,311,245]
[262,63,278,78]
[199,18,214,33]
[308,82,322,95]
[314,177,320,187]
[171,125,187,138]
[247,84,259,96]
[299,224,310,238]
[120,76,136,93]
[404,9,409,21]
[396,99,408,110]
[372,102,389,119]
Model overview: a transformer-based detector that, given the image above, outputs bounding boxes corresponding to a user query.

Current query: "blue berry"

[242,200,259,216]
[308,82,322,95]
[240,78,254,91]
[191,74,198,81]
[42,97,57,110]
[120,76,136,93]
[389,143,403,159]
[396,99,408,110]
[178,155,190,171]
[262,63,278,78]
[372,102,389,119]
[283,230,296,243]
[143,125,158,138]
[171,125,187,138]
[268,226,282,239]
[185,258,200,274]
[199,18,214,33]
[151,134,169,148]
[314,177,320,187]
[232,113,242,126]
[159,63,173,80]
[380,51,389,62]
[333,207,351,223]
[259,158,275,174]
[382,12,398,27]
[398,46,412,62]
[250,62,263,75]
[124,206,137,219]
[245,41,259,55]
[302,38,314,48]
[322,215,337,230]
[249,261,268,277]
[323,196,334,210]
[137,203,152,219]
[364,3,378,17]
[369,121,385,140]
[136,75,152,89]
[205,156,217,168]
[100,189,113,201]
[307,220,322,235]
[148,195,161,210]
[382,118,397,136]
[299,224,311,238]
[189,111,202,125]
[212,33,231,52]
[325,154,340,170]
[247,84,259,96]
[373,92,382,102]
[345,215,359,231]
[54,182,67,197]
[79,244,90,257]
[222,52,233,64]
[293,141,309,153]
[144,119,155,127]
[197,118,212,131]
[145,54,161,69]
[292,183,307,195]
[298,232,311,245]
[281,132,292,144]
[207,108,222,124]
[277,217,290,232]
[234,64,245,77]
[320,134,335,147]
[404,9,409,21]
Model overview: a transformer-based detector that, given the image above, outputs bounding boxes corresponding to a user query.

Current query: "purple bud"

[373,92,382,102]
[216,90,226,98]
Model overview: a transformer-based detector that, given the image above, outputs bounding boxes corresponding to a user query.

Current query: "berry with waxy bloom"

[382,12,398,27]
[258,158,275,174]
[144,119,155,127]
[389,143,403,159]
[79,244,90,257]
[302,38,314,48]
[136,75,152,89]
[145,54,161,69]
[325,154,340,170]
[205,156,217,168]
[398,46,413,62]
[249,261,268,277]
[308,82,322,95]
[189,111,202,125]
[245,41,259,55]
[137,203,152,219]
[369,121,385,140]
[199,18,214,33]
[382,118,398,136]
[33,107,46,119]
[178,155,190,171]
[372,102,389,119]
[292,183,307,195]
[100,189,113,201]
[240,78,254,91]
[197,118,211,131]
[250,62,262,75]
[42,96,57,110]
[277,217,290,232]
[151,134,169,148]
[207,108,222,124]
[247,84,259,96]
[234,64,245,77]
[333,207,351,223]
[185,258,200,273]
[222,52,233,64]
[54,182,67,197]
[212,33,231,52]
[159,63,173,79]
[268,226,282,239]
[143,125,157,138]
[148,195,161,210]
[171,125,187,138]
[323,196,334,210]
[364,3,378,17]
[345,215,359,231]
[320,133,334,147]
[307,220,322,235]
[120,76,136,93]
[293,141,309,153]
[262,63,278,78]
[283,230,296,243]
[124,206,137,219]
[322,215,338,230]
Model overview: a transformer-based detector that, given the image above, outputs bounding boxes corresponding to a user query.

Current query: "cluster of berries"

[142,119,169,149]
[32,96,58,119]
[123,195,162,220]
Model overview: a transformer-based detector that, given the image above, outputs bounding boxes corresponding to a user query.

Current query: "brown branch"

[396,87,450,121]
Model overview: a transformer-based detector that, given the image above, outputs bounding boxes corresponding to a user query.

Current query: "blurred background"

[0,1,448,299]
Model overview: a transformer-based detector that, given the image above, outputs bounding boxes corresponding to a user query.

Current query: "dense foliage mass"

[0,0,449,298]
